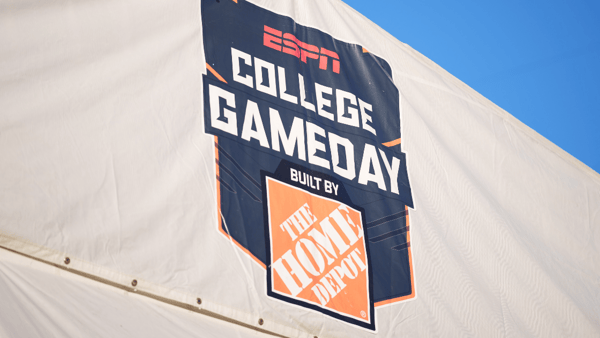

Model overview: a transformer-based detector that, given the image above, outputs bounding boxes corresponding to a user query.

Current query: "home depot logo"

[264,175,374,329]
[263,25,341,74]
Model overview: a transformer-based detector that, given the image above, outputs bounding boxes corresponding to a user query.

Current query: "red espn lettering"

[264,26,282,51]
[264,25,341,74]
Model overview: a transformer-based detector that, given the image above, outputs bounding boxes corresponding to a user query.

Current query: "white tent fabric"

[0,247,275,338]
[1,0,599,337]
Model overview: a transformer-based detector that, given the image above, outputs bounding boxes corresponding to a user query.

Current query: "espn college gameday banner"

[203,0,413,330]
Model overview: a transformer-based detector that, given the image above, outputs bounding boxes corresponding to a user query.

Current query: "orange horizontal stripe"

[206,63,227,84]
[382,138,401,147]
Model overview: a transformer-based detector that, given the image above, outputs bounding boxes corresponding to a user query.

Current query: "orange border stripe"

[206,63,228,84]
[382,138,402,147]
[374,205,415,307]
[362,47,369,53]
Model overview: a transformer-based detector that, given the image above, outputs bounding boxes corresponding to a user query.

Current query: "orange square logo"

[263,174,375,330]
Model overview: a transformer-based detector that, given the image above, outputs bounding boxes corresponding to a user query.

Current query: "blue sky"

[343,0,600,174]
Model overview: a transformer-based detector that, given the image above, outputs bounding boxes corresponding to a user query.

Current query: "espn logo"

[263,25,341,74]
